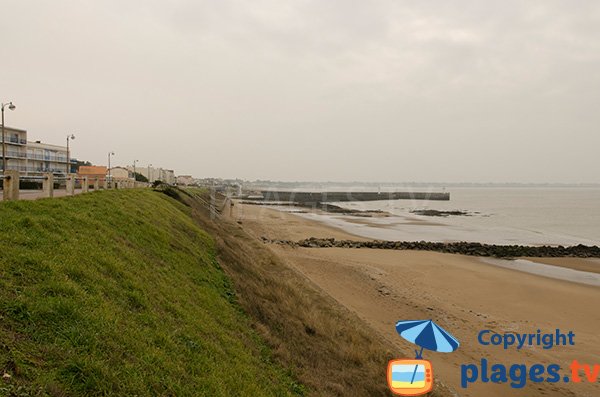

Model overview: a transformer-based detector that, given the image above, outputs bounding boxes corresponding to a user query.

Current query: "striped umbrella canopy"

[395,320,459,358]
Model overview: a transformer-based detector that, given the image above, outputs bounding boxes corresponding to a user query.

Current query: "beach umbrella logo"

[387,320,459,396]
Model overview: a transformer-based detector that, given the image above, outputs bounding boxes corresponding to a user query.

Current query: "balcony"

[27,154,68,162]
[0,137,27,145]
[5,151,27,159]
[1,165,68,174]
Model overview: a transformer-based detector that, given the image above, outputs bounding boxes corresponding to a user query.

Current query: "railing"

[27,154,67,162]
[2,155,68,166]
[0,166,67,173]
[1,170,151,201]
[6,150,27,159]
[0,137,27,144]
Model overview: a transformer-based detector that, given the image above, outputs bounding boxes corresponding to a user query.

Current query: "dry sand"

[233,202,600,397]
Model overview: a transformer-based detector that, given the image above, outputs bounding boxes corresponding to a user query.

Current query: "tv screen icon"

[387,359,433,396]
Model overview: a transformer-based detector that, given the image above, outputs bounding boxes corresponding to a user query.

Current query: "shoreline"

[233,201,600,397]
[249,196,600,247]
[238,201,600,273]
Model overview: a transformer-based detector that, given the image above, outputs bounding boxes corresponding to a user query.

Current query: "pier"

[253,190,450,202]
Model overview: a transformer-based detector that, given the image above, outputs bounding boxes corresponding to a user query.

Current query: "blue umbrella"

[395,320,460,384]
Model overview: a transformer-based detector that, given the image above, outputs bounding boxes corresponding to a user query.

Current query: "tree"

[73,159,92,173]
[134,172,148,182]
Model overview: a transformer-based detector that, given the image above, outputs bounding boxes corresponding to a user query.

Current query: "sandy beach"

[234,202,600,397]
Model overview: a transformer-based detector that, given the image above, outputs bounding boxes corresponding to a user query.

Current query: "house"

[77,166,107,182]
[108,166,133,181]
[176,175,195,186]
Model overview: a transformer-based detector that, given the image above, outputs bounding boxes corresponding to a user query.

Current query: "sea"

[271,187,600,246]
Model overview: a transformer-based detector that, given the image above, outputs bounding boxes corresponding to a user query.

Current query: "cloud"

[1,1,599,182]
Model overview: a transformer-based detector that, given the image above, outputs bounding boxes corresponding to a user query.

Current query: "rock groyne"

[261,237,600,258]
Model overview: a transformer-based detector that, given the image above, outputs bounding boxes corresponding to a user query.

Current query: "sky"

[1,0,599,183]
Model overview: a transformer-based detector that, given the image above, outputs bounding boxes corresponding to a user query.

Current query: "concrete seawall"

[256,191,450,202]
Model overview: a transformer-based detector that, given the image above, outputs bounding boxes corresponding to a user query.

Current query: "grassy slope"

[0,190,302,396]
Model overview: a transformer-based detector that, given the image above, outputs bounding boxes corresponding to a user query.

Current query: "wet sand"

[234,202,600,397]
[523,257,600,275]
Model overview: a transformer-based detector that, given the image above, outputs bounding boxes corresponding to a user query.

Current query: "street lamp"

[66,134,75,175]
[1,102,16,173]
[108,151,115,187]
[148,163,152,183]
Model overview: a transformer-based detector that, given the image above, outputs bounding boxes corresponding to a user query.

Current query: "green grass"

[0,189,303,396]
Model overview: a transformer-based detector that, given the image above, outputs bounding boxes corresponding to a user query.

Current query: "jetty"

[248,190,450,202]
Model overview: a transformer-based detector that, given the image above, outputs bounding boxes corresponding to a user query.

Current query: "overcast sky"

[1,1,599,183]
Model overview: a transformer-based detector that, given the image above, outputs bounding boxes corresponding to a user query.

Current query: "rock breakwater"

[261,237,600,258]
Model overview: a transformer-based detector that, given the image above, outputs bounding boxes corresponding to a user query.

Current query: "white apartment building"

[160,169,176,185]
[27,140,69,175]
[0,126,27,172]
[127,165,175,184]
[1,126,70,176]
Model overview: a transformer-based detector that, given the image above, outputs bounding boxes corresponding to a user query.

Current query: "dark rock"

[411,209,473,217]
[263,236,600,259]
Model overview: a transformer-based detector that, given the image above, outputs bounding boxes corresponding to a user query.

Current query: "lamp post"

[108,151,115,187]
[148,163,152,183]
[1,102,16,173]
[66,134,75,175]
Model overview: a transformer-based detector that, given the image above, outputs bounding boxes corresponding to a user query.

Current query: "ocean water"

[288,187,600,246]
